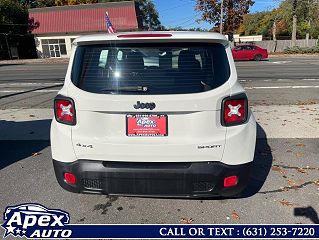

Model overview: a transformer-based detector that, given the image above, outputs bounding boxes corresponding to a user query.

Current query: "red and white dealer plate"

[126,114,168,137]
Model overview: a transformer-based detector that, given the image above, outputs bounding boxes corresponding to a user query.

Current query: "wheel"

[254,54,262,61]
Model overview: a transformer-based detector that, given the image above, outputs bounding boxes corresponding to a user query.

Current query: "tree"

[134,0,162,30]
[0,0,39,59]
[54,0,98,5]
[279,0,319,39]
[0,0,28,34]
[195,0,254,33]
[19,0,38,8]
[237,0,319,39]
[166,26,209,31]
[237,11,272,36]
[291,0,297,46]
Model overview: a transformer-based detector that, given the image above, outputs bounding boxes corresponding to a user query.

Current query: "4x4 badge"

[133,101,156,110]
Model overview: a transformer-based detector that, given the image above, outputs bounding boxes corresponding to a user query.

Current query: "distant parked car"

[232,44,268,61]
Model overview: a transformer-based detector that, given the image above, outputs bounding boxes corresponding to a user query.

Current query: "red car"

[232,44,268,61]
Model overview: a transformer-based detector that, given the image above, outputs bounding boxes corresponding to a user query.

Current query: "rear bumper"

[53,159,252,198]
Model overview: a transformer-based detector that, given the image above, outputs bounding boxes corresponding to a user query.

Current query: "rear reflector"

[221,94,248,126]
[54,97,76,125]
[117,33,172,38]
[64,172,76,185]
[224,176,238,188]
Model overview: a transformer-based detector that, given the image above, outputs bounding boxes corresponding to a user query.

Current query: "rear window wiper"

[101,86,148,92]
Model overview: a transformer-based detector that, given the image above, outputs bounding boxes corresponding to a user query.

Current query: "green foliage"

[18,0,54,8]
[166,26,208,32]
[238,10,278,37]
[0,0,28,33]
[238,0,319,38]
[54,0,98,6]
[195,0,254,33]
[135,0,162,30]
[188,27,209,32]
[298,20,310,37]
[35,0,55,7]
[278,0,318,38]
[284,46,319,54]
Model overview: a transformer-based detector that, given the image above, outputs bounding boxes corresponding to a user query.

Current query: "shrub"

[284,46,319,54]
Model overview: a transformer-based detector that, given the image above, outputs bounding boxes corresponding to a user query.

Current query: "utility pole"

[291,0,298,47]
[305,0,310,47]
[272,14,278,52]
[220,0,224,34]
[272,20,277,41]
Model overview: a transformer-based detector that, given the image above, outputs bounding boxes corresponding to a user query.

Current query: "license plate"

[126,114,168,137]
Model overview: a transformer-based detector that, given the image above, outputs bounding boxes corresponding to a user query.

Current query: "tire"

[254,54,262,61]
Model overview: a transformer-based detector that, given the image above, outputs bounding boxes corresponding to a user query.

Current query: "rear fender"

[222,112,256,165]
[50,119,77,162]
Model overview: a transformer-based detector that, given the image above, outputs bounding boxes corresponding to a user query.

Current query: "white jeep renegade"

[51,31,256,197]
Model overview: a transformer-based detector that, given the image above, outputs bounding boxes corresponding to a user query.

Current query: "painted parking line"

[239,79,319,82]
[245,85,319,90]
[269,61,292,64]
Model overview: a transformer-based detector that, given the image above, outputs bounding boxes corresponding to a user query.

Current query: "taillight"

[117,33,172,38]
[221,94,248,126]
[54,97,76,125]
[64,172,77,185]
[224,175,238,188]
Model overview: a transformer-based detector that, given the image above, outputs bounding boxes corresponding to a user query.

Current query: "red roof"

[29,2,138,34]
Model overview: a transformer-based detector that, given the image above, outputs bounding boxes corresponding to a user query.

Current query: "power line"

[178,20,201,28]
[176,13,201,27]
[169,18,206,29]
[164,13,200,25]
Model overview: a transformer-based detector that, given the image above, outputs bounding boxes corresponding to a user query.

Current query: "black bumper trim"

[53,159,252,197]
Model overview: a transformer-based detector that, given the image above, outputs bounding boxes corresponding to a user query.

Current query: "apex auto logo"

[136,117,157,128]
[1,203,71,238]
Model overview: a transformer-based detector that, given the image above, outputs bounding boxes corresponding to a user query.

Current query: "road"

[0,56,319,227]
[1,57,319,108]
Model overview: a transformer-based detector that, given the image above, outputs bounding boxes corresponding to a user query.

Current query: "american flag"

[105,12,116,33]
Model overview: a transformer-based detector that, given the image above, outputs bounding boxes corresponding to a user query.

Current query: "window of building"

[41,39,67,58]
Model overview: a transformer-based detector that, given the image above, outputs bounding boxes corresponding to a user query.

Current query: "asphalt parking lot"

[0,56,319,227]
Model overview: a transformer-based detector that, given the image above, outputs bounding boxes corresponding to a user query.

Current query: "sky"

[153,0,280,30]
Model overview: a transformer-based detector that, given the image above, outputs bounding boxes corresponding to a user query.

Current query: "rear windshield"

[71,42,230,95]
